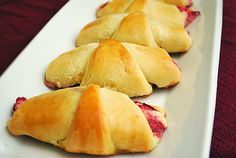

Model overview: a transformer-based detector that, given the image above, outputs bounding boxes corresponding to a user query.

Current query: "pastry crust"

[77,12,191,53]
[76,14,126,46]
[45,39,180,97]
[8,85,165,155]
[97,0,134,17]
[60,85,116,154]
[97,0,185,27]
[123,42,181,87]
[45,43,98,88]
[7,88,84,145]
[80,40,152,97]
[112,12,157,47]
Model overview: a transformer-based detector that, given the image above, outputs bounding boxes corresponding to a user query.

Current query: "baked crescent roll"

[8,85,167,155]
[76,12,191,53]
[45,39,181,97]
[97,0,186,27]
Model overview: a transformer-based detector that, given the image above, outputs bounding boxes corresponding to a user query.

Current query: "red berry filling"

[178,6,200,27]
[13,97,27,112]
[134,100,156,111]
[134,101,167,138]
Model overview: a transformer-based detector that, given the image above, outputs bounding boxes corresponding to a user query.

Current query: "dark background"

[0,0,235,157]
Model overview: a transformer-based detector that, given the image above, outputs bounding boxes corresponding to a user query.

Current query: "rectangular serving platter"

[0,0,222,158]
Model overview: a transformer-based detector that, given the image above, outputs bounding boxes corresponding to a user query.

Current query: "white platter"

[0,0,222,158]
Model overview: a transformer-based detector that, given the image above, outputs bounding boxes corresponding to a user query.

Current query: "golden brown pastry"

[122,42,181,88]
[8,85,168,155]
[45,39,181,97]
[76,12,191,53]
[97,0,186,27]
[80,40,152,97]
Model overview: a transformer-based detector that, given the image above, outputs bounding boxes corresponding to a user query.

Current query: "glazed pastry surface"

[8,85,167,155]
[77,12,191,53]
[45,39,181,97]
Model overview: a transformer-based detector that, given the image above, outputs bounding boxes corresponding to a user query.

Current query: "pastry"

[97,0,186,27]
[45,39,181,97]
[8,85,167,155]
[76,12,192,53]
[97,0,199,27]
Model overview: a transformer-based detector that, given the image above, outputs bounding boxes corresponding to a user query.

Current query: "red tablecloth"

[0,0,235,157]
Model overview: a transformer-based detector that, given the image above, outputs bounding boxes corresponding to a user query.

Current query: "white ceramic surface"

[0,0,222,158]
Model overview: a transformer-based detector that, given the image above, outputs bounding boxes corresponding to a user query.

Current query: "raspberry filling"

[178,6,200,27]
[134,101,167,138]
[13,97,27,112]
